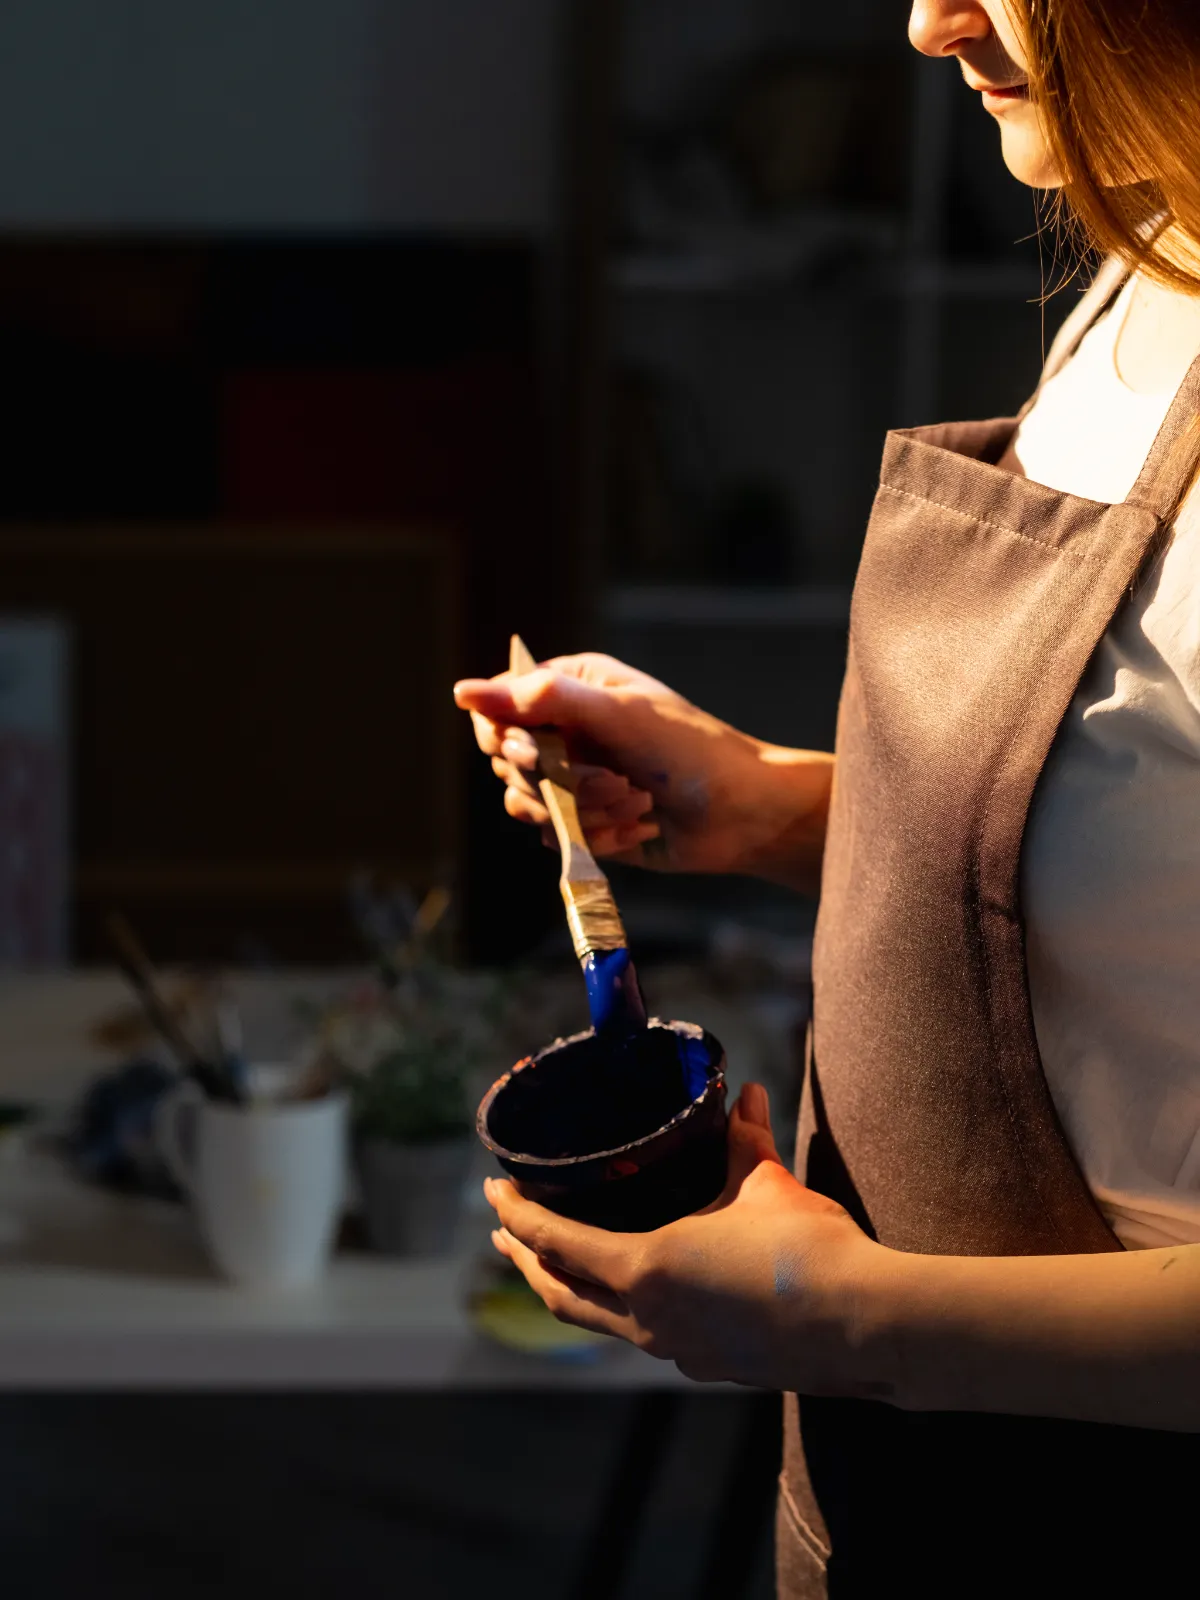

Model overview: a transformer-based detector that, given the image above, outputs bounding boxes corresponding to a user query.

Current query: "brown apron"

[779,260,1200,1597]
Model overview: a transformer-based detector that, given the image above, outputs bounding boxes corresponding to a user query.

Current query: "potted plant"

[315,885,499,1258]
[350,1021,477,1258]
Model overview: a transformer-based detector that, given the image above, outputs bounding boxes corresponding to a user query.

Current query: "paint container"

[477,1019,728,1233]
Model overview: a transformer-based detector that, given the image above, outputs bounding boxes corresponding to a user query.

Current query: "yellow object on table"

[469,1264,609,1360]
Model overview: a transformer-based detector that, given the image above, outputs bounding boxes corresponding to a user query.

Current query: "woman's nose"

[908,0,990,58]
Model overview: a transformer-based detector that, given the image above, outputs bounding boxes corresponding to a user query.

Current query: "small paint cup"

[476,1019,728,1232]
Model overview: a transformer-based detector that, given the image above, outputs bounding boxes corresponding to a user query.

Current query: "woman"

[455,3,1200,1593]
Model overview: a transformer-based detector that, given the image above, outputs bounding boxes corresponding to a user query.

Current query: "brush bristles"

[561,876,627,961]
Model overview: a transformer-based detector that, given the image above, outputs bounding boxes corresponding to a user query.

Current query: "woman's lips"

[981,83,1030,112]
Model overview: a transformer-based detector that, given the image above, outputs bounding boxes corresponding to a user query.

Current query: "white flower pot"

[355,1135,472,1258]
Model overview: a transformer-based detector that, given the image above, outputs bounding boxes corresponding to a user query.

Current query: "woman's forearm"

[744,745,835,894]
[850,1240,1200,1432]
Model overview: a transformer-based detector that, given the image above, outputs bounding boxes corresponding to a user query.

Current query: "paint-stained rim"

[476,1018,725,1169]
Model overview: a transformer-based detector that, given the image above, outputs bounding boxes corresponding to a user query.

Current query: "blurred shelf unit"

[610,207,901,295]
[603,585,851,627]
[562,0,1060,642]
[0,235,560,963]
[0,524,461,964]
[613,239,1045,303]
[894,259,1047,301]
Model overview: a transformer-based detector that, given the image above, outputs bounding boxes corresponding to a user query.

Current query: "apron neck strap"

[1126,354,1200,525]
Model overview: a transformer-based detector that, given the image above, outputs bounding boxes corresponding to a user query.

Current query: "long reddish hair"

[1023,0,1200,292]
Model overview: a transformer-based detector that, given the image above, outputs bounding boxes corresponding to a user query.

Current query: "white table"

[0,974,778,1600]
[0,971,696,1391]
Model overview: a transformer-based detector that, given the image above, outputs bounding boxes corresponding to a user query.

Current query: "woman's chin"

[998,122,1064,190]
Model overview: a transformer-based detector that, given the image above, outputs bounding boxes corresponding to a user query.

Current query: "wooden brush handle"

[105,913,207,1070]
[509,635,626,957]
[508,635,590,864]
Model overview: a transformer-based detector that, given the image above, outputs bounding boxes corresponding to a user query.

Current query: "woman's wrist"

[744,744,835,893]
[785,1231,989,1410]
[800,1234,914,1404]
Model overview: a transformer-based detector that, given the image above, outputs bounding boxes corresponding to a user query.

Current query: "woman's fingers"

[498,750,646,807]
[492,1229,638,1342]
[469,709,504,758]
[575,765,640,800]
[485,1178,640,1292]
[500,780,657,844]
[589,822,662,858]
[699,1086,785,1212]
[492,756,533,794]
[540,821,662,857]
[581,790,655,829]
[489,743,658,845]
[504,784,549,826]
[456,667,600,734]
[499,731,539,771]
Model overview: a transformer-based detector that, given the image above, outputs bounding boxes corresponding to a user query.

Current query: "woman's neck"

[1115,249,1200,397]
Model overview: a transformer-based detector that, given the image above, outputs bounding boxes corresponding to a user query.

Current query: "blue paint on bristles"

[583,947,648,1042]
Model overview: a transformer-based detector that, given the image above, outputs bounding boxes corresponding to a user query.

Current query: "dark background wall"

[0,10,1087,1600]
[0,0,571,965]
[0,0,1076,967]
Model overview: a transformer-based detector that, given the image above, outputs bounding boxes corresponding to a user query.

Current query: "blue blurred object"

[67,1059,181,1198]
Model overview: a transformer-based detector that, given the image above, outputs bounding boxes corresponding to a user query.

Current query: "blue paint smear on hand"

[774,1253,804,1298]
[584,948,648,1041]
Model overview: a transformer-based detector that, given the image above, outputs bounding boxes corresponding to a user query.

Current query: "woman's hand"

[489,1081,1200,1426]
[484,1084,884,1393]
[453,653,833,890]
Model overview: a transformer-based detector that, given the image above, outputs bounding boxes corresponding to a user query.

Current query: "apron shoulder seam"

[877,482,1102,562]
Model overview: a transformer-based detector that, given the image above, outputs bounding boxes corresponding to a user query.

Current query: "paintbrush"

[105,913,237,1101]
[509,635,648,1040]
[213,998,252,1104]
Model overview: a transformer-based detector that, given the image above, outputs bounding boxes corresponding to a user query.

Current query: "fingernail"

[502,736,537,763]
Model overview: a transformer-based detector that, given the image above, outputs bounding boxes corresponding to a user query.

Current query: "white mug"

[156,1082,348,1289]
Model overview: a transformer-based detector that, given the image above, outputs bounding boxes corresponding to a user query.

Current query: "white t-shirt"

[1011,275,1200,1250]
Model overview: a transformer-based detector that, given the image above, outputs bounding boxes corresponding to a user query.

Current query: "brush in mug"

[508,635,648,1044]
[105,913,246,1103]
[212,999,252,1104]
[348,875,453,994]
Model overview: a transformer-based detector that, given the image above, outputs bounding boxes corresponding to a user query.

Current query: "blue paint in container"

[477,1020,729,1232]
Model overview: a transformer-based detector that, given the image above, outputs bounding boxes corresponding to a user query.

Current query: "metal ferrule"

[561,877,627,961]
